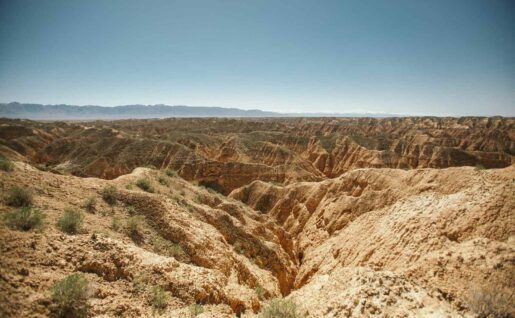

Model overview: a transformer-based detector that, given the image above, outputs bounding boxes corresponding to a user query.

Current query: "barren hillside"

[0,117,513,317]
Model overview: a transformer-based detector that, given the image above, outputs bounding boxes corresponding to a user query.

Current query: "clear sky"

[0,0,514,116]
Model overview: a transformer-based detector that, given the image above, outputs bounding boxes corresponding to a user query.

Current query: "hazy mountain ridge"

[0,102,396,119]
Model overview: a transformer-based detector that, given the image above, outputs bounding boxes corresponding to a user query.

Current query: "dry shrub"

[260,299,304,318]
[466,282,514,318]
[5,186,33,207]
[100,185,117,206]
[0,155,14,172]
[4,207,44,231]
[83,197,96,213]
[50,273,89,318]
[57,208,84,234]
[136,178,154,192]
[150,285,169,313]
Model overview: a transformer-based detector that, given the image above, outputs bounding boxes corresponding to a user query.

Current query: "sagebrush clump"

[189,303,204,317]
[83,197,96,213]
[101,185,117,206]
[259,299,304,318]
[157,174,169,186]
[136,178,154,192]
[57,208,84,234]
[126,215,145,242]
[466,283,513,318]
[150,285,169,313]
[255,286,266,301]
[50,273,89,318]
[4,207,44,231]
[5,186,33,207]
[165,169,177,177]
[0,154,14,172]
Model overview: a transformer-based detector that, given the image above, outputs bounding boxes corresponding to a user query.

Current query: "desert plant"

[150,285,169,312]
[466,283,514,318]
[255,286,266,301]
[57,208,83,234]
[157,174,169,186]
[100,185,117,206]
[259,299,303,318]
[126,205,137,216]
[475,163,486,171]
[136,178,153,192]
[125,183,133,190]
[165,169,177,177]
[83,197,96,213]
[5,186,33,207]
[50,273,89,318]
[189,303,204,317]
[152,236,189,262]
[125,215,144,242]
[4,207,44,231]
[111,216,122,231]
[0,155,14,172]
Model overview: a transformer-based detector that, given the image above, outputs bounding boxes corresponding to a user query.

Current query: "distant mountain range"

[0,102,397,120]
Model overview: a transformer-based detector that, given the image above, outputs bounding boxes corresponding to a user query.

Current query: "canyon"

[0,117,513,317]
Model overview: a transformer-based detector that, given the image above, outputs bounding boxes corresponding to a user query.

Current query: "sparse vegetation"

[125,183,133,190]
[57,208,84,234]
[5,186,33,207]
[101,185,117,205]
[125,215,144,241]
[255,286,266,301]
[157,174,169,186]
[150,285,169,312]
[233,240,245,254]
[189,303,204,317]
[0,154,14,171]
[50,273,89,318]
[4,207,44,231]
[475,163,486,171]
[466,283,513,318]
[152,236,189,262]
[136,178,154,192]
[83,197,96,213]
[259,299,303,318]
[111,216,122,231]
[126,205,136,215]
[131,275,148,294]
[165,169,177,177]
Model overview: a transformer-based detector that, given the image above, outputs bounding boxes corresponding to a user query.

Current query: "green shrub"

[165,169,177,177]
[100,185,117,206]
[136,178,153,192]
[475,163,486,171]
[152,236,189,262]
[150,285,169,312]
[125,215,144,241]
[57,208,83,234]
[126,205,136,216]
[125,183,133,190]
[189,303,204,317]
[131,275,148,294]
[50,273,89,318]
[0,155,14,172]
[83,197,96,213]
[111,217,122,231]
[4,207,44,231]
[157,175,169,186]
[259,299,303,318]
[255,286,265,301]
[5,186,33,207]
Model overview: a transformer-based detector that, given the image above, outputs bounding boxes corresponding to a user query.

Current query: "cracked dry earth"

[0,117,514,317]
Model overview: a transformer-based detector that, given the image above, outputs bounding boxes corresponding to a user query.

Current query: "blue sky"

[0,0,513,115]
